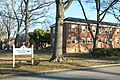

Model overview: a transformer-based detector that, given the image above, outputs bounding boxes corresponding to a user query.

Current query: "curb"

[36,63,120,74]
[74,63,120,70]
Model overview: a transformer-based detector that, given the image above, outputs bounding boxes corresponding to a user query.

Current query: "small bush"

[90,48,120,57]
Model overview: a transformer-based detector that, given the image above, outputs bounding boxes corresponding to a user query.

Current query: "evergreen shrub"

[90,48,120,57]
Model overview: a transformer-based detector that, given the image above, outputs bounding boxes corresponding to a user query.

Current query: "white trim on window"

[116,39,120,45]
[110,39,112,44]
[82,26,86,32]
[71,24,76,32]
[87,38,90,44]
[82,38,86,44]
[116,29,119,34]
[92,27,96,33]
[105,38,108,45]
[105,28,108,34]
[72,48,76,52]
[71,37,76,44]
[110,28,112,34]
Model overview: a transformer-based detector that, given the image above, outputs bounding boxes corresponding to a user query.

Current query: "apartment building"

[51,17,120,53]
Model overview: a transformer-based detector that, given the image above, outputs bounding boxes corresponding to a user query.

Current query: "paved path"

[2,65,120,80]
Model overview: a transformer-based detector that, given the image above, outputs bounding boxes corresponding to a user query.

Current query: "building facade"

[51,17,120,53]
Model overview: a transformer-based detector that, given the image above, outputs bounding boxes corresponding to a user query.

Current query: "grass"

[0,52,120,78]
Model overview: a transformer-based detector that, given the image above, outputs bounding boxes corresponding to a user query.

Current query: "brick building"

[51,17,120,53]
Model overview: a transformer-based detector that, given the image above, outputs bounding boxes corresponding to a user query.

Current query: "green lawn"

[0,52,120,78]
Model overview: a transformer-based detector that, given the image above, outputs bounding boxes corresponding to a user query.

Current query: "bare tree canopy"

[77,0,119,48]
[0,0,54,48]
[0,0,15,50]
[101,0,120,22]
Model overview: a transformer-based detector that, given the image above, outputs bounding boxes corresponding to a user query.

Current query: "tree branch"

[99,0,119,16]
[29,1,54,12]
[77,0,94,39]
[100,0,119,22]
[64,0,73,11]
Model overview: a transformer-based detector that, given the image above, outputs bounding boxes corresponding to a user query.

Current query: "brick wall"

[51,22,120,53]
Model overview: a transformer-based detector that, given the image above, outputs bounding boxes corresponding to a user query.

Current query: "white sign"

[13,45,34,67]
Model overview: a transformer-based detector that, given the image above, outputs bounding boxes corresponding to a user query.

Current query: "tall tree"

[50,0,73,62]
[0,18,7,49]
[11,0,25,47]
[0,0,54,47]
[23,0,29,46]
[0,0,15,50]
[23,0,54,46]
[77,0,119,49]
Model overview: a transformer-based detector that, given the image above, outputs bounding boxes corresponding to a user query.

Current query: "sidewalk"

[79,58,109,62]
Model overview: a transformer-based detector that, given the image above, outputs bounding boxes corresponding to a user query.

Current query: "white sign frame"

[13,45,34,67]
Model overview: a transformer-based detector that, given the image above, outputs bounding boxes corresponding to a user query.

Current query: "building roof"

[64,17,120,27]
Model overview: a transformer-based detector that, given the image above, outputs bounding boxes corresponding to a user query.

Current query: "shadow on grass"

[0,50,12,54]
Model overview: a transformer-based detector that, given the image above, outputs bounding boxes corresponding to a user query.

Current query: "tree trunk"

[50,0,64,62]
[0,38,2,50]
[93,0,100,49]
[50,0,73,62]
[7,31,10,50]
[24,0,29,47]
[14,34,19,47]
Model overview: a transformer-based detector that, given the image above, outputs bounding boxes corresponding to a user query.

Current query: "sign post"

[13,45,34,67]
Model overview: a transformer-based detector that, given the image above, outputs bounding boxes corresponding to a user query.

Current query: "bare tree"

[11,0,25,47]
[22,0,54,46]
[0,0,15,50]
[77,0,119,49]
[50,0,73,62]
[0,20,7,38]
[0,0,54,47]
[0,19,7,49]
[102,0,120,22]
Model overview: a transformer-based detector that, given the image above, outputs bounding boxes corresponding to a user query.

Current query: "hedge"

[90,48,120,57]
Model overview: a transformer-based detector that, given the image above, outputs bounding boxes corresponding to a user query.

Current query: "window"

[116,29,119,34]
[82,38,86,44]
[117,39,120,45]
[82,26,86,32]
[105,38,108,45]
[93,30,96,32]
[110,39,112,44]
[105,28,108,34]
[110,28,112,34]
[71,37,76,44]
[87,38,90,44]
[71,25,76,32]
[72,48,76,52]
[117,32,120,34]
[92,27,96,33]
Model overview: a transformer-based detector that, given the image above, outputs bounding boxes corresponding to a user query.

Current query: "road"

[2,65,120,80]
